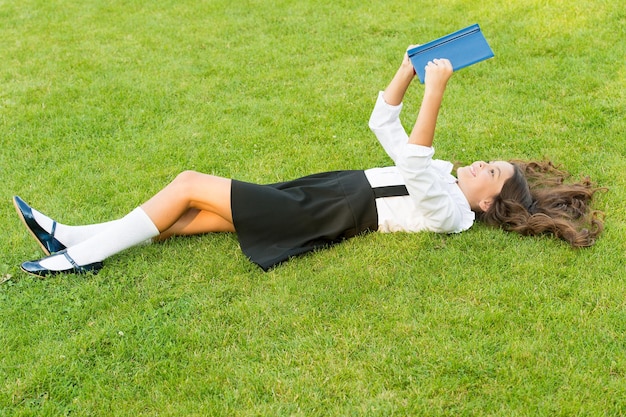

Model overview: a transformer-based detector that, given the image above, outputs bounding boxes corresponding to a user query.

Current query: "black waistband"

[372,184,409,198]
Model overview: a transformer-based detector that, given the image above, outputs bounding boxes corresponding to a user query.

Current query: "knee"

[170,170,228,196]
[174,170,201,183]
[171,170,203,193]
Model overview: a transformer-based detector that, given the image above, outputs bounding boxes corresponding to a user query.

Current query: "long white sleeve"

[366,92,474,233]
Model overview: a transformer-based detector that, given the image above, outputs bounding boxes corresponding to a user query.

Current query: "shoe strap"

[50,220,57,238]
[62,251,80,269]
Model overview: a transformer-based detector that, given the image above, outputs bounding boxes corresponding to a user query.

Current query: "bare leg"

[156,208,234,240]
[20,170,238,275]
[141,170,236,234]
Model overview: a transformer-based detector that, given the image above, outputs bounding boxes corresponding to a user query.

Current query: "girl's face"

[456,161,514,212]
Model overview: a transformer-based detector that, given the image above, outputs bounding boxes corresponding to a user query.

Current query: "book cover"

[408,24,494,83]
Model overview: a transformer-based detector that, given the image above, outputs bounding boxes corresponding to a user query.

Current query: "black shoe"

[20,250,103,278]
[13,196,66,255]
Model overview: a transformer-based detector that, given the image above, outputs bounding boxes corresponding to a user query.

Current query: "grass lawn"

[1,0,625,415]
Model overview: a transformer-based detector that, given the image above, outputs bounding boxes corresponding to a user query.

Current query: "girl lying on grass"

[13,49,604,275]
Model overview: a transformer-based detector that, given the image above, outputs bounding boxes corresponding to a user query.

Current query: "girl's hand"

[424,58,453,92]
[382,45,420,105]
[399,45,419,76]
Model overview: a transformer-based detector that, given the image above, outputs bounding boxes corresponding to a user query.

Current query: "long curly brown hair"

[476,161,605,247]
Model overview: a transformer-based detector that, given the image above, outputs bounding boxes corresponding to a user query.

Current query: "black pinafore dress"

[231,170,378,271]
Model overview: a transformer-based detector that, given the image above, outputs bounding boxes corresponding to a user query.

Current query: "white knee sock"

[32,208,124,247]
[39,207,160,270]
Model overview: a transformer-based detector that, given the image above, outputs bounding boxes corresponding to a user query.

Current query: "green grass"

[1,0,626,415]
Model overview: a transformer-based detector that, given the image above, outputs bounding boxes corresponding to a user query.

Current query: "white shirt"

[364,92,475,234]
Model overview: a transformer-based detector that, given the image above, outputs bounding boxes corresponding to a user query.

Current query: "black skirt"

[231,170,378,271]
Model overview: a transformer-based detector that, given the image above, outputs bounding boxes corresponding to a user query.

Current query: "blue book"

[408,24,494,83]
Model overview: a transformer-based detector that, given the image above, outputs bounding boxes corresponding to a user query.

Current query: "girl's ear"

[478,198,493,212]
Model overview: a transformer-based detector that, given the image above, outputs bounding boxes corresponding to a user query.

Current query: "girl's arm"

[382,48,417,106]
[370,51,453,163]
[408,58,453,147]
